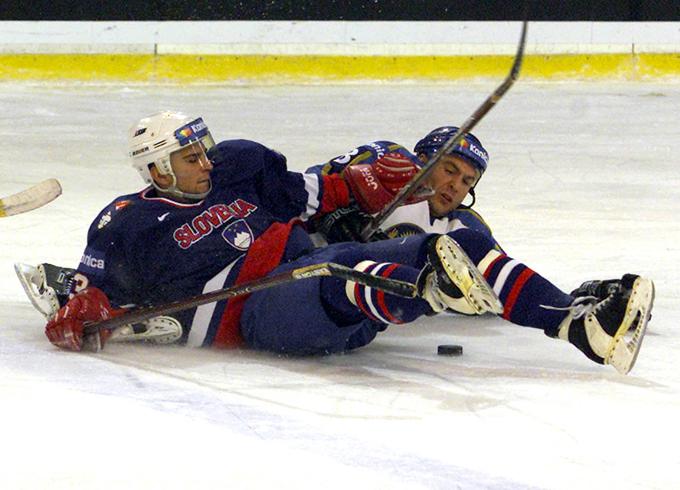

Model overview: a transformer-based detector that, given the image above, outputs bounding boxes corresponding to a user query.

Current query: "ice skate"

[14,262,76,319]
[570,273,640,301]
[418,234,503,315]
[109,316,183,345]
[553,275,654,374]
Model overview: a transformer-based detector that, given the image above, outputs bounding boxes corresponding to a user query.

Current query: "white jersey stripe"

[300,172,321,221]
[492,259,520,296]
[186,256,242,347]
[477,249,503,276]
[345,260,375,306]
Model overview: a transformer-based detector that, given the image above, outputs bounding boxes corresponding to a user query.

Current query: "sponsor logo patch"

[385,223,425,239]
[80,249,106,275]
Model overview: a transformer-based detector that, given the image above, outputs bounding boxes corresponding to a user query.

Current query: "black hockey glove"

[315,206,389,244]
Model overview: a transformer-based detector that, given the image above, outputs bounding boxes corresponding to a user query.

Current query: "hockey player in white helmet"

[16,111,218,344]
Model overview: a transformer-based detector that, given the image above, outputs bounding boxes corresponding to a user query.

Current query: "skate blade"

[437,237,504,315]
[606,277,655,375]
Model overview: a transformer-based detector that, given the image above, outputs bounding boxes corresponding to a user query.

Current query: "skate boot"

[109,316,184,345]
[550,275,654,374]
[417,234,503,315]
[14,262,77,319]
[570,273,640,301]
[81,316,183,351]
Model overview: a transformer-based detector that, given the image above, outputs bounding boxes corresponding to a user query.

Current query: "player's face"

[169,142,213,195]
[422,154,479,217]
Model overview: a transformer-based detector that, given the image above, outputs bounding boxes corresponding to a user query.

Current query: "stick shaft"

[360,20,528,241]
[84,261,416,334]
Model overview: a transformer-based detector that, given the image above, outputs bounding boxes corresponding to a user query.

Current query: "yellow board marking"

[1,53,680,82]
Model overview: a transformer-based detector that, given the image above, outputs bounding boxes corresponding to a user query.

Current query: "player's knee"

[446,228,496,264]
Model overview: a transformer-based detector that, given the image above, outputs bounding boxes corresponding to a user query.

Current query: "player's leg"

[239,239,428,355]
[447,228,654,373]
[239,233,497,355]
[318,233,503,324]
[14,262,76,319]
[14,262,182,345]
[447,227,575,329]
[240,270,385,355]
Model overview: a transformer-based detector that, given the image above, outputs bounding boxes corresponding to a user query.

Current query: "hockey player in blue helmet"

[306,127,644,323]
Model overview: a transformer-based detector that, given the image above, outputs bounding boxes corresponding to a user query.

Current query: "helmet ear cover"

[147,156,173,179]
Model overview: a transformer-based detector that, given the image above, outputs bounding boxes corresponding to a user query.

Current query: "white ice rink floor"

[1,81,679,489]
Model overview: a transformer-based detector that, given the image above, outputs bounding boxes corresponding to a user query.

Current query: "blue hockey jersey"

[75,139,350,347]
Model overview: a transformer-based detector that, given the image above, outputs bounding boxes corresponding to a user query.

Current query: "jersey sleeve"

[75,198,145,307]
[209,139,351,222]
[305,141,415,177]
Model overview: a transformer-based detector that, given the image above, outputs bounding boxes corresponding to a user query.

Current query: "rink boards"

[1,20,680,82]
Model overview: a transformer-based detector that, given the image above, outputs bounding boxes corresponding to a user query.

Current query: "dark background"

[2,1,679,21]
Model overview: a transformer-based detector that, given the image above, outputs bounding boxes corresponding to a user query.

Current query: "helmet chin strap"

[152,173,212,201]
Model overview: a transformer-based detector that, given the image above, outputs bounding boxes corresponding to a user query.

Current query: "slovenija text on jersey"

[173,199,258,250]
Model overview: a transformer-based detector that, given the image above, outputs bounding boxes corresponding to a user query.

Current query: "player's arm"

[209,140,425,222]
[307,144,426,243]
[305,141,408,176]
[44,203,138,352]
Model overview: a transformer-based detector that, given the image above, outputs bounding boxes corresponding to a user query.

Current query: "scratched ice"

[1,81,679,490]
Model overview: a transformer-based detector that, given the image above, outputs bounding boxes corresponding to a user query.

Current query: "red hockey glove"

[45,287,124,352]
[343,152,425,214]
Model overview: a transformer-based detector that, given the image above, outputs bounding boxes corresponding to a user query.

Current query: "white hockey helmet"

[128,111,215,199]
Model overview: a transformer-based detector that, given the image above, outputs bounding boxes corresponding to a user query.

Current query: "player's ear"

[149,164,172,189]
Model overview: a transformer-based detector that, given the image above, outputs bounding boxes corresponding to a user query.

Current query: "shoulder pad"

[451,207,493,234]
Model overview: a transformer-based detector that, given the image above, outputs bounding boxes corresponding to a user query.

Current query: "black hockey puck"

[437,344,463,356]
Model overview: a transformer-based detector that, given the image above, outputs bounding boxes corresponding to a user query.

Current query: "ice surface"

[1,81,679,489]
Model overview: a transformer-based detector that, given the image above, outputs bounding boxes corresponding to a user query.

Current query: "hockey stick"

[0,178,62,217]
[84,261,417,335]
[360,19,528,241]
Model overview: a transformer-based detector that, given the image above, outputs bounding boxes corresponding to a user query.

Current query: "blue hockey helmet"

[413,126,489,177]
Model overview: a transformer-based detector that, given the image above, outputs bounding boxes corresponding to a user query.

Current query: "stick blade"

[0,179,62,217]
